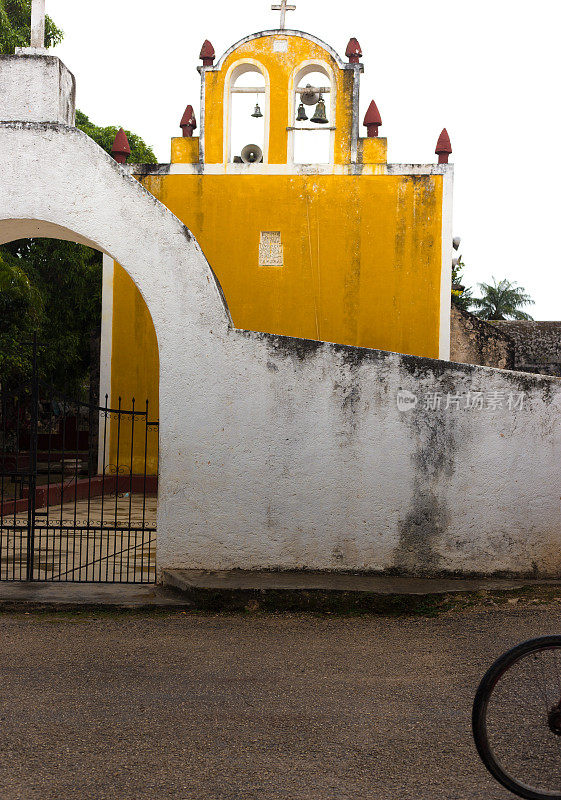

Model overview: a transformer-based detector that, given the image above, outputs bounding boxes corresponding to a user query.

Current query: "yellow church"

[100,12,454,473]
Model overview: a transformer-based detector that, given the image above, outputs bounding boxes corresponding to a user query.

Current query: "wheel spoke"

[473,637,561,799]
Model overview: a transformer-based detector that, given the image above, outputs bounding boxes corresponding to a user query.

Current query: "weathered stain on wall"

[450,305,514,370]
[210,330,561,578]
[108,168,445,474]
[144,171,444,354]
[394,406,457,573]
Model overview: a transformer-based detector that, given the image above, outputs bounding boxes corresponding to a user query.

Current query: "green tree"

[0,0,62,53]
[76,111,157,164]
[1,239,102,394]
[0,250,43,388]
[471,278,534,321]
[451,255,473,312]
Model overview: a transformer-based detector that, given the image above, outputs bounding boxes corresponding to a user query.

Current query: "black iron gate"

[0,341,158,583]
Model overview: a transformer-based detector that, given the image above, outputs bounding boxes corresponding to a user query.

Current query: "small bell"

[311,96,328,124]
[296,103,308,122]
[301,84,318,106]
[251,102,263,119]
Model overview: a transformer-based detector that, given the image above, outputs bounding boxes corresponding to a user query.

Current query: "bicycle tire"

[473,635,561,800]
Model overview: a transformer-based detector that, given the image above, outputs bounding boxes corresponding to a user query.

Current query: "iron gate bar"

[43,531,155,582]
[26,335,38,579]
[0,339,158,583]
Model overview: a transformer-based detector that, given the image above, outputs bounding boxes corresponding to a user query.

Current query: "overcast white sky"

[49,0,560,319]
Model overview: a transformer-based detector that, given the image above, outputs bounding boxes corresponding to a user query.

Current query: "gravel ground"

[0,600,559,800]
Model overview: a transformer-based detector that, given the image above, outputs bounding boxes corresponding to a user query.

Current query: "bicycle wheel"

[473,636,561,799]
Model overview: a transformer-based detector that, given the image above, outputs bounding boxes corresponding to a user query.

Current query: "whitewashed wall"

[1,55,560,579]
[200,334,561,576]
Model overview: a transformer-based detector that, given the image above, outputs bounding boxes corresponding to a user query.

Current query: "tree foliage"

[471,278,534,321]
[0,0,62,53]
[0,251,43,387]
[76,111,157,164]
[1,240,102,394]
[451,256,473,312]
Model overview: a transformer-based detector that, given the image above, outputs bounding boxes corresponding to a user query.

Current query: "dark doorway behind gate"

[0,340,158,583]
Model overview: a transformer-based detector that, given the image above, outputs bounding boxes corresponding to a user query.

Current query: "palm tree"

[471,278,534,321]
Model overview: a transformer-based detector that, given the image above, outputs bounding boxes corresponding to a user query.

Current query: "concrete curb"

[159,569,561,613]
[163,568,560,595]
[1,571,561,614]
[0,583,192,611]
[158,569,561,614]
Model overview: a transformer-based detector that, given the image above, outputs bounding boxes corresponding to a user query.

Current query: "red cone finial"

[200,40,215,67]
[180,105,197,137]
[363,99,382,137]
[435,128,452,164]
[111,128,131,164]
[345,38,362,64]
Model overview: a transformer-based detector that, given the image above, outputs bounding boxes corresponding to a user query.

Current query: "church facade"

[5,13,561,580]
[101,27,454,471]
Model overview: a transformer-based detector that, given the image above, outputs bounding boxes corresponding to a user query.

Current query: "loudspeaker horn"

[241,144,263,164]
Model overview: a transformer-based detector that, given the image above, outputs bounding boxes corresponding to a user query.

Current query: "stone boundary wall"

[195,331,559,578]
[492,321,561,377]
[450,305,514,370]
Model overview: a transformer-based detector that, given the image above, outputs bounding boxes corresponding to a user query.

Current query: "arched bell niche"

[225,60,269,164]
[289,62,336,165]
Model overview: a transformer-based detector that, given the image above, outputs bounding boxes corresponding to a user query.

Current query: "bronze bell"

[311,96,328,124]
[251,102,263,118]
[296,103,308,122]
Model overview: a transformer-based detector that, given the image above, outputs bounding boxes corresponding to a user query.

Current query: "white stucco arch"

[0,123,231,337]
[0,119,238,575]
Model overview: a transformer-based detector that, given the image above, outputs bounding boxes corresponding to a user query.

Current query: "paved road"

[1,601,559,799]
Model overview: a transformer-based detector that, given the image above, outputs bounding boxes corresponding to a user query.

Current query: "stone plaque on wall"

[259,231,284,267]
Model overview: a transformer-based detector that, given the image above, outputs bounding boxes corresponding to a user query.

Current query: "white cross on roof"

[271,0,296,30]
[30,0,46,48]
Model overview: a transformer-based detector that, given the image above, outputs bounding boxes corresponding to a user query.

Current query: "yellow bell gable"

[101,27,454,474]
[200,30,361,166]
